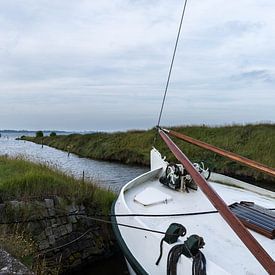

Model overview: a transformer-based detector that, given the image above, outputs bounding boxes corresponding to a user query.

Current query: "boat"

[111,1,275,274]
[111,142,275,274]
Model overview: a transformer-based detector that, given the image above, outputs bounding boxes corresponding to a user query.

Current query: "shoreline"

[21,124,275,191]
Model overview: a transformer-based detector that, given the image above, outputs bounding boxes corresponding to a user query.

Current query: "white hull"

[112,148,275,275]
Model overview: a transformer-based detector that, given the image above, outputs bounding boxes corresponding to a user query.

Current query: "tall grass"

[0,156,115,212]
[23,124,275,187]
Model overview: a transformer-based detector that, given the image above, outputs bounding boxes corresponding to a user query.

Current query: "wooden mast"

[162,128,275,178]
[159,129,275,274]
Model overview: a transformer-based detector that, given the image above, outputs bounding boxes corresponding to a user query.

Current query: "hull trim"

[111,200,148,275]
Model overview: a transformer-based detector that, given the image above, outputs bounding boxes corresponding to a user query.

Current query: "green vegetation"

[35,130,43,137]
[50,131,57,137]
[0,155,115,211]
[23,124,275,188]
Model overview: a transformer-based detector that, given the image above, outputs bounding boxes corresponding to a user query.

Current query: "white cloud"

[0,0,274,130]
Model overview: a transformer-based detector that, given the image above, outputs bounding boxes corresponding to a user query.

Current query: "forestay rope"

[156,0,188,128]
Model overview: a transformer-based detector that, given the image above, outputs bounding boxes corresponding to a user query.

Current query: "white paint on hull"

[114,149,275,275]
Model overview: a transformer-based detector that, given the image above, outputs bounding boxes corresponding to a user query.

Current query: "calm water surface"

[0,133,148,193]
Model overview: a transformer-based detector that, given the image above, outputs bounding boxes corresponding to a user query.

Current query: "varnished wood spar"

[162,128,275,178]
[159,130,275,274]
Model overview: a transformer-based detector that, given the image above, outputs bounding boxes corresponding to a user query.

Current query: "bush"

[50,132,57,137]
[35,131,43,137]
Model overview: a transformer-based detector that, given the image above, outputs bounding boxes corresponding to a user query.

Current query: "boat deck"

[120,173,274,274]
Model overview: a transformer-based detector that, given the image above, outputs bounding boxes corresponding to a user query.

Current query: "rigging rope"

[156,0,189,127]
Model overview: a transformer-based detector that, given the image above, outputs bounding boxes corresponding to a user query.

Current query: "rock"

[61,217,67,224]
[44,199,54,209]
[37,231,46,241]
[60,225,68,236]
[39,240,50,250]
[48,235,56,246]
[0,249,33,274]
[68,215,77,224]
[45,227,53,237]
[48,208,55,217]
[53,227,61,239]
[66,223,73,233]
[0,197,115,274]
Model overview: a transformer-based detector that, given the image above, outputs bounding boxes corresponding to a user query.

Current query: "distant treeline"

[22,124,275,189]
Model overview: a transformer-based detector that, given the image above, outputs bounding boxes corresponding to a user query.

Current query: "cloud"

[0,0,274,130]
[231,69,275,84]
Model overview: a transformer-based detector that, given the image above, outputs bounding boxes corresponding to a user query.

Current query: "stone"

[48,235,55,246]
[66,223,73,233]
[56,218,62,226]
[48,208,55,217]
[44,199,54,209]
[45,227,53,236]
[60,225,68,236]
[53,227,61,239]
[41,208,49,218]
[39,240,50,250]
[50,218,57,226]
[37,232,46,241]
[0,249,33,274]
[68,215,77,224]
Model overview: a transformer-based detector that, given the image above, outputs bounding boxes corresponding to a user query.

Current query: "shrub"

[35,131,43,137]
[50,132,57,137]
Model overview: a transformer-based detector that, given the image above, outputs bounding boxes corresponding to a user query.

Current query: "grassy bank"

[22,124,275,188]
[0,156,116,272]
[0,156,115,211]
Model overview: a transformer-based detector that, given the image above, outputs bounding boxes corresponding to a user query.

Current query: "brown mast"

[159,129,275,274]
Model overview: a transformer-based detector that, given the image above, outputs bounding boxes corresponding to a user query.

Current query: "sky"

[0,0,274,131]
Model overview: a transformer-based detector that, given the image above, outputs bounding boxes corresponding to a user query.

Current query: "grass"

[0,155,116,213]
[23,123,275,187]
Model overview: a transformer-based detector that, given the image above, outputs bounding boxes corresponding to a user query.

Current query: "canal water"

[0,132,147,193]
[0,132,148,274]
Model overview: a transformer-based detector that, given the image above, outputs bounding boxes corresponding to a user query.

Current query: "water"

[0,132,148,193]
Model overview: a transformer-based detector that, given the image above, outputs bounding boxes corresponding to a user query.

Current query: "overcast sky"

[0,0,274,131]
